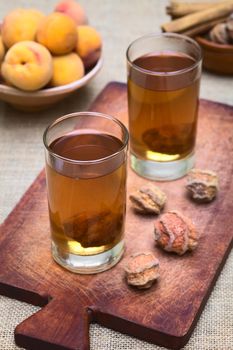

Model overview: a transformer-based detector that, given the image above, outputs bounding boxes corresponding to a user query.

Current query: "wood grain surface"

[0,82,232,350]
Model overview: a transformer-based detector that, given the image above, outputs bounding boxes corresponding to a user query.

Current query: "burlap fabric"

[0,1,232,349]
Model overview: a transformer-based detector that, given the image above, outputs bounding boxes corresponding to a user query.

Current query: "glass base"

[51,240,124,274]
[130,152,195,181]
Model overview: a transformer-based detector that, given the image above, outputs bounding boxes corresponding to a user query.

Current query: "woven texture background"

[0,1,232,349]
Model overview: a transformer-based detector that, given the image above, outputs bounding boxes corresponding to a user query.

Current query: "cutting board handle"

[14,296,91,350]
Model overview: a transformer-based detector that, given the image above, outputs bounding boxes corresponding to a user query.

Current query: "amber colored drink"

[46,132,127,257]
[128,52,200,163]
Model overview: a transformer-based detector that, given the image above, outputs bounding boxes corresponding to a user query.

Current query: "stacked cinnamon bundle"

[161,0,233,44]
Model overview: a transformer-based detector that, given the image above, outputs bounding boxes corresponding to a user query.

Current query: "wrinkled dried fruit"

[129,185,166,215]
[142,124,193,155]
[125,252,160,289]
[209,23,230,44]
[186,169,218,202]
[226,13,233,41]
[154,211,198,255]
[63,210,123,248]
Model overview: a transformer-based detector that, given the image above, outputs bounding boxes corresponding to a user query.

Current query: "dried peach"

[125,252,160,289]
[154,211,199,255]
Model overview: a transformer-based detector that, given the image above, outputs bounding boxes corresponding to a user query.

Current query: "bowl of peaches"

[0,0,103,111]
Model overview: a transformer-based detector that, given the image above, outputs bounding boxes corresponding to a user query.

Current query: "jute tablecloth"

[0,1,232,349]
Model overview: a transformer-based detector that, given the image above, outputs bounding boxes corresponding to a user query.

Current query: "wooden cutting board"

[0,82,232,350]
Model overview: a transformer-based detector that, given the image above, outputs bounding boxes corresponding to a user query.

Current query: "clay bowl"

[196,36,233,75]
[0,56,103,111]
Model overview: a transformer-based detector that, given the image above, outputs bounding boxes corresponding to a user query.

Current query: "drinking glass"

[127,33,202,180]
[43,112,129,274]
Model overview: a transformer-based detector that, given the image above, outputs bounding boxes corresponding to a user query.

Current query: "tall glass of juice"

[127,33,202,181]
[43,112,129,274]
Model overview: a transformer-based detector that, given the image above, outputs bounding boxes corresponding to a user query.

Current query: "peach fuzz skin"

[75,25,102,69]
[1,9,44,48]
[55,0,88,25]
[36,13,77,55]
[1,41,53,91]
[50,52,84,87]
[0,36,5,62]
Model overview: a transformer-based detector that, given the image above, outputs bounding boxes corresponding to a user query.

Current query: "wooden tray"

[0,82,232,350]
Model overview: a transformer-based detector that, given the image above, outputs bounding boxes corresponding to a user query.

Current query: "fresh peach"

[0,36,5,62]
[50,52,84,87]
[1,41,53,91]
[1,9,44,48]
[75,25,102,69]
[54,0,88,25]
[0,32,4,80]
[36,13,77,55]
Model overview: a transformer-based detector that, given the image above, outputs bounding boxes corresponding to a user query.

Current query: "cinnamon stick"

[166,1,225,18]
[182,16,228,36]
[162,1,233,33]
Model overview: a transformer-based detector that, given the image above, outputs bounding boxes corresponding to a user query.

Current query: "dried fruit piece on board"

[154,211,199,256]
[186,169,218,202]
[129,185,166,215]
[124,252,160,289]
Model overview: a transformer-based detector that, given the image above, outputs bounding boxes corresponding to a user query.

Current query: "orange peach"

[54,0,88,25]
[36,13,77,55]
[1,41,53,91]
[75,25,102,69]
[50,52,84,87]
[0,36,5,62]
[1,9,44,48]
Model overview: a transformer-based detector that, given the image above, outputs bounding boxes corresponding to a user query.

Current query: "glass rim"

[126,32,203,77]
[43,111,129,165]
